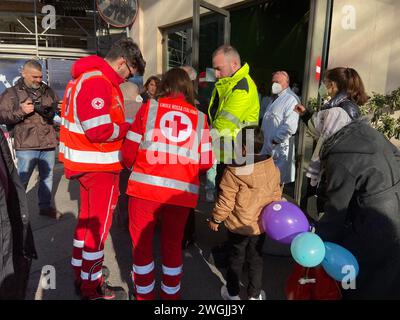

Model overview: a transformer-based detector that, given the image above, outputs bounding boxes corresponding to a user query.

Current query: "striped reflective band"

[126,130,143,143]
[144,99,159,140]
[82,250,104,261]
[71,258,82,267]
[73,239,84,248]
[81,114,112,131]
[140,141,199,161]
[73,71,103,128]
[62,145,120,164]
[131,172,199,194]
[132,261,155,275]
[107,123,120,141]
[220,110,242,128]
[161,282,181,295]
[62,118,84,134]
[81,270,102,281]
[162,264,182,276]
[136,280,155,295]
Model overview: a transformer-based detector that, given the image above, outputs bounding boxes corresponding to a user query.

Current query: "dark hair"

[325,67,369,105]
[143,76,160,92]
[157,68,195,106]
[23,59,42,71]
[105,37,146,76]
[238,126,264,154]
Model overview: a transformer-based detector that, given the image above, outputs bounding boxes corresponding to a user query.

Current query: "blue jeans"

[16,149,55,209]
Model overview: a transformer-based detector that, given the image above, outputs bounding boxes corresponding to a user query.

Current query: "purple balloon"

[261,201,310,244]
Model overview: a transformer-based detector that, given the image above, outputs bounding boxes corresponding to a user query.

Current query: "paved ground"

[25,161,295,300]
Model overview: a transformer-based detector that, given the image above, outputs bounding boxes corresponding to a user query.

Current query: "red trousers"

[129,196,190,300]
[71,172,119,297]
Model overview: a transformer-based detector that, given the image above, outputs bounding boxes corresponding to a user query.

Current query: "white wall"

[130,0,244,80]
[328,0,400,94]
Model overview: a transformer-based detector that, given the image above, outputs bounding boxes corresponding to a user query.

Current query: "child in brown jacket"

[208,126,282,300]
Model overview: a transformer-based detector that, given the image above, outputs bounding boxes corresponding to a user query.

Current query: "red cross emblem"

[160,111,192,142]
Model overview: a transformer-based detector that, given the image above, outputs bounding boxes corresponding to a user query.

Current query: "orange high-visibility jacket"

[59,69,127,172]
[122,95,214,208]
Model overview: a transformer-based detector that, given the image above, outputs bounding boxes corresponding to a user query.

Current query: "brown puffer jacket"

[0,78,58,150]
[212,155,282,236]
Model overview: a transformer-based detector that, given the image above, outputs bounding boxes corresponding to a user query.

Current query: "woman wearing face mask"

[295,67,369,121]
[305,107,400,299]
[140,75,160,103]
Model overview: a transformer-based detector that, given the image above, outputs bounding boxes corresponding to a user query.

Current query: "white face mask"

[271,82,283,95]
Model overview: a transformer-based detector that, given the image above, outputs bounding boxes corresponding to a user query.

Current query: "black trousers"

[226,231,266,298]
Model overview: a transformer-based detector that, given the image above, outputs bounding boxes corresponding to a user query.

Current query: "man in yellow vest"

[208,45,260,188]
[59,38,145,300]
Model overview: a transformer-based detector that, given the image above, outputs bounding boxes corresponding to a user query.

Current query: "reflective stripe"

[161,282,181,295]
[201,143,212,153]
[82,250,104,261]
[244,121,259,127]
[63,145,120,164]
[143,99,159,140]
[131,172,199,194]
[107,123,120,141]
[62,118,84,134]
[81,115,112,131]
[162,264,182,276]
[126,130,143,143]
[133,261,154,275]
[71,258,82,267]
[220,110,242,128]
[141,141,199,162]
[81,270,103,281]
[73,239,84,248]
[136,280,155,295]
[73,71,103,124]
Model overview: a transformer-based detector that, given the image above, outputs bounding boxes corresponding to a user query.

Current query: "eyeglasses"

[124,58,134,79]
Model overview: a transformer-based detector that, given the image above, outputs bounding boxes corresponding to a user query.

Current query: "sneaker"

[206,191,215,203]
[221,285,241,300]
[74,266,111,295]
[39,207,62,219]
[84,281,127,300]
[249,290,266,300]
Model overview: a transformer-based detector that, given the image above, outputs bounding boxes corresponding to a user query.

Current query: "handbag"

[285,263,342,300]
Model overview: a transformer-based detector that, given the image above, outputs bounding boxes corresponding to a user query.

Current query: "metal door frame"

[192,0,230,73]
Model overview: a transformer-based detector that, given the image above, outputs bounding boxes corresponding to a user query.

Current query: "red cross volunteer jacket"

[121,94,214,208]
[59,55,130,178]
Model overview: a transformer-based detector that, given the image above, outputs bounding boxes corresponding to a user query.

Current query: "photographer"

[0,59,61,219]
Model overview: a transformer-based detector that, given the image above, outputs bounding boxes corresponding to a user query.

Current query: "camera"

[33,100,59,120]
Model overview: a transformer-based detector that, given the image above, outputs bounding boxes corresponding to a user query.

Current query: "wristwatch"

[211,217,222,224]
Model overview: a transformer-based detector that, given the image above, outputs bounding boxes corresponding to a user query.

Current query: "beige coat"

[212,156,282,236]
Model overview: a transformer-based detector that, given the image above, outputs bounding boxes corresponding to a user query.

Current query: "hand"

[208,219,220,232]
[294,103,306,115]
[20,98,34,114]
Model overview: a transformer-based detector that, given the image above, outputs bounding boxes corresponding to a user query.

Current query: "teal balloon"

[322,242,359,282]
[290,232,326,267]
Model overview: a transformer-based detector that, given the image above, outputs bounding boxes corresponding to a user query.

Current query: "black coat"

[0,131,37,299]
[315,120,400,299]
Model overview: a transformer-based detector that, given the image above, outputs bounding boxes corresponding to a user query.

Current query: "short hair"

[272,71,290,83]
[120,82,139,100]
[180,65,197,81]
[23,59,42,71]
[105,37,146,76]
[212,44,241,66]
[238,126,264,154]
